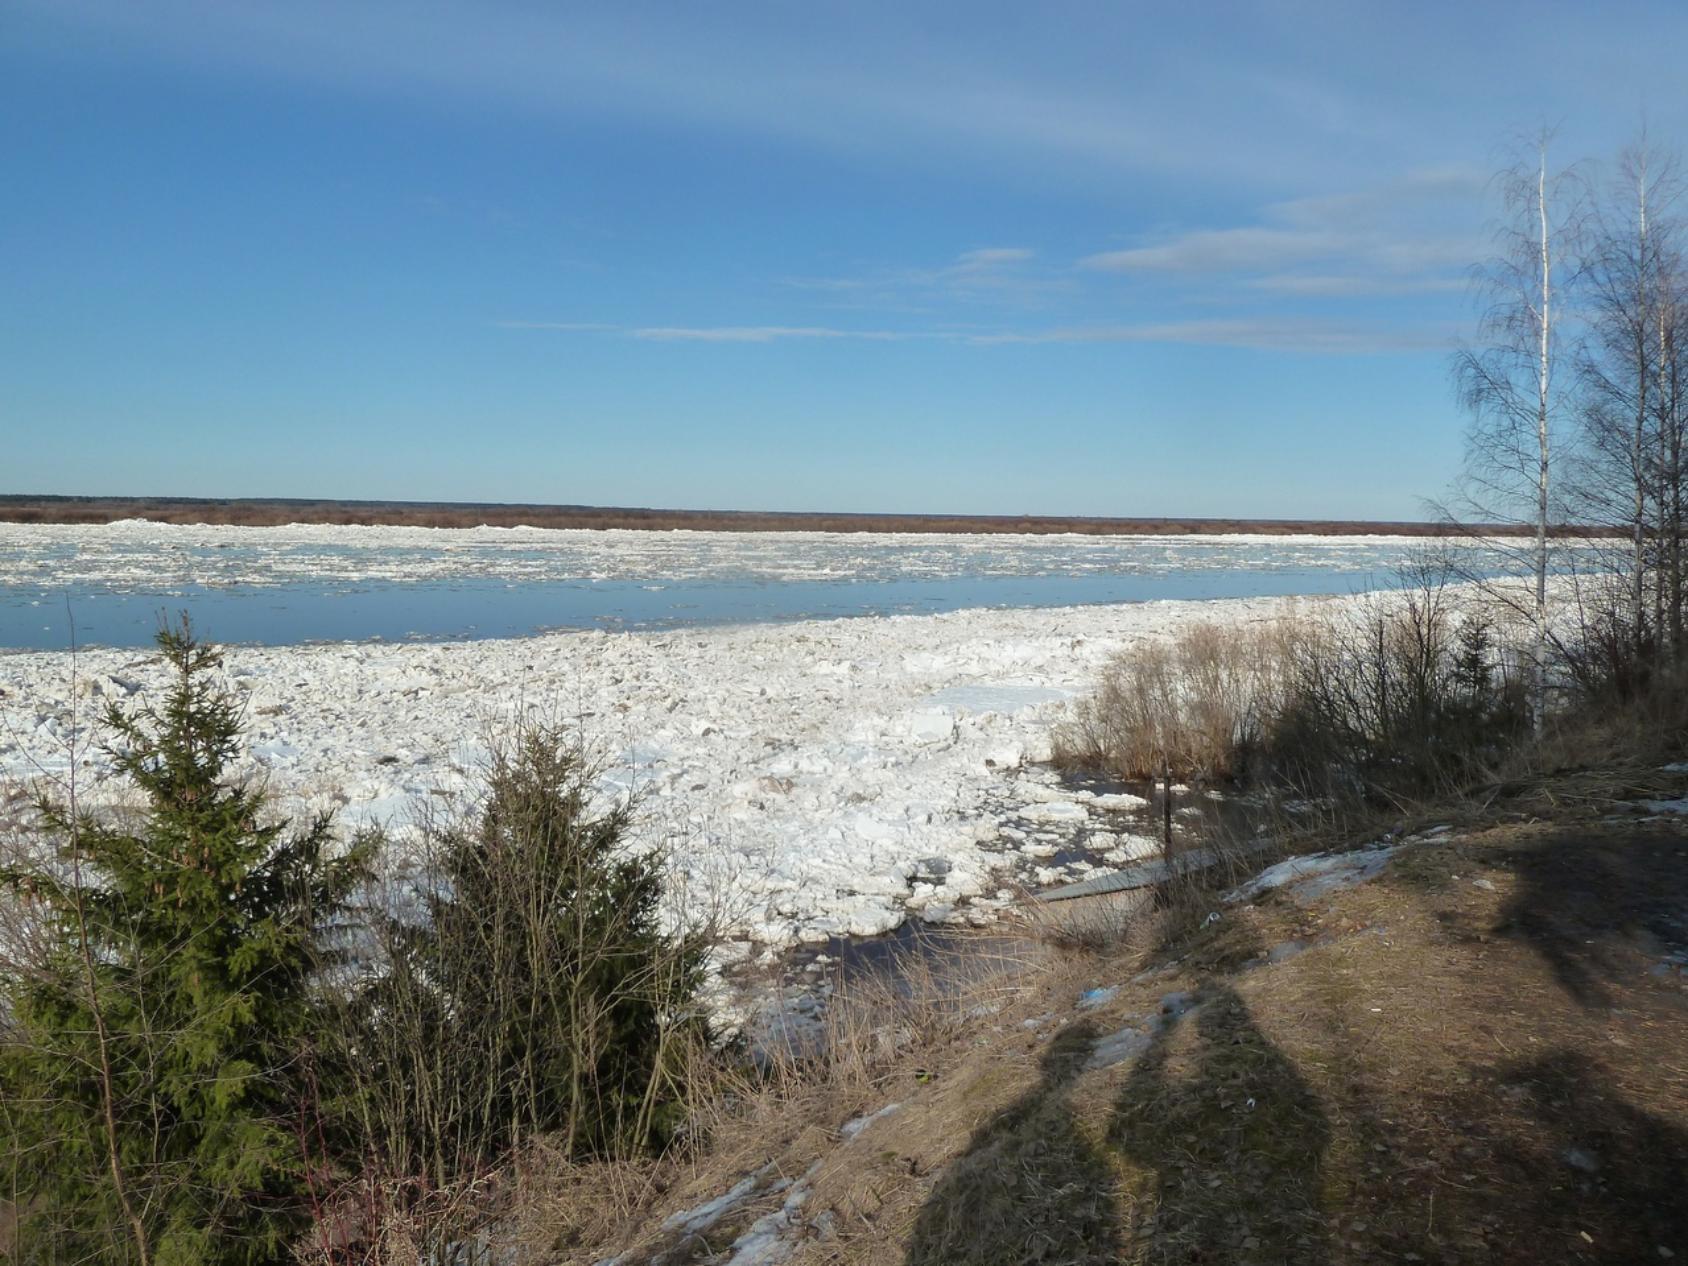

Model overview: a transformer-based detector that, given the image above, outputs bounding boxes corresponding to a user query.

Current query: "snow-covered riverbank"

[1,593,1340,954]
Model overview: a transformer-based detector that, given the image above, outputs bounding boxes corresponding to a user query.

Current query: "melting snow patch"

[1088,1025,1154,1069]
[721,1161,822,1266]
[840,1102,901,1142]
[1228,844,1399,903]
[1642,798,1688,815]
[1088,991,1201,1070]
[661,1172,763,1236]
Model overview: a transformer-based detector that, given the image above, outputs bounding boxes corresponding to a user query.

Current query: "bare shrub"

[1051,617,1309,782]
[1057,569,1533,808]
[1263,580,1529,804]
[1026,887,1157,955]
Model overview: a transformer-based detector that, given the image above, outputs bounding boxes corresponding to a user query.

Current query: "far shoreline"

[0,494,1605,538]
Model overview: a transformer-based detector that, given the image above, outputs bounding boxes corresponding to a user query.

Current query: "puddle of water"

[800,921,1037,994]
[1045,773,1267,871]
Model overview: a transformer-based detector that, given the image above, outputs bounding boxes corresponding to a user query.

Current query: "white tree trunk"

[1534,151,1551,735]
[1635,165,1650,645]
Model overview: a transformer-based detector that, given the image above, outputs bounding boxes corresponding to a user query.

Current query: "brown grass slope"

[585,798,1688,1266]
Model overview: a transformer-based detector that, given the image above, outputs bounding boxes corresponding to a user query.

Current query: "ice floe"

[0,520,1533,593]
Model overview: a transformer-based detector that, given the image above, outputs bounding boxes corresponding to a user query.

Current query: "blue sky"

[5,1,1687,518]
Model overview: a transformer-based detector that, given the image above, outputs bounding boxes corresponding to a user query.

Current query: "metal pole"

[1162,758,1173,854]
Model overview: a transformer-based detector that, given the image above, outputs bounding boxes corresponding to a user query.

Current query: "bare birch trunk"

[1635,164,1651,648]
[1534,151,1552,736]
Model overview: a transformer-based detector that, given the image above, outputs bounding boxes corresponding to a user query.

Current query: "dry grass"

[534,928,1072,1266]
[1054,576,1543,810]
[1051,617,1314,781]
[766,812,1688,1266]
[1524,665,1688,776]
[1024,886,1159,954]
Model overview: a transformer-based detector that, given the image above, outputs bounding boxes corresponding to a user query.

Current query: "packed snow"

[0,593,1339,954]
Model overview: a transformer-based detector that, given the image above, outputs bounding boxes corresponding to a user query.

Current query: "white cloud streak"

[782,246,1061,311]
[1246,273,1466,296]
[965,321,1446,353]
[953,247,1036,268]
[500,318,1446,354]
[628,325,906,343]
[1085,227,1330,273]
[20,0,1388,189]
[493,320,619,331]
[1081,168,1487,296]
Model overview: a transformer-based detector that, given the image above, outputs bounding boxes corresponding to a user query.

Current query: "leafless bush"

[1051,618,1310,782]
[1056,570,1533,808]
[1263,581,1529,803]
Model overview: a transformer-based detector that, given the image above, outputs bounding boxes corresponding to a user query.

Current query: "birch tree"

[1573,139,1685,651]
[1648,211,1688,654]
[1452,132,1581,731]
[1574,137,1688,664]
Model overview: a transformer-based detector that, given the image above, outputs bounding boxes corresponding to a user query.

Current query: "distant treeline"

[0,495,1603,537]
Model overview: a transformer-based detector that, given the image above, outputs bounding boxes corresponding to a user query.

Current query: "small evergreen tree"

[343,725,702,1209]
[1452,615,1498,705]
[0,621,373,1265]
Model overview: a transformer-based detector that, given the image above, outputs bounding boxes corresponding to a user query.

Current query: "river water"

[0,522,1525,650]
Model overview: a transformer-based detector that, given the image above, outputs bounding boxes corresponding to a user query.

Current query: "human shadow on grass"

[1110,984,1331,1264]
[904,1021,1121,1266]
[1433,1047,1688,1262]
[1491,828,1688,1007]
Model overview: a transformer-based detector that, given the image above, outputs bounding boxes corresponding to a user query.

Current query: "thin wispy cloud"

[499,317,1447,354]
[1086,227,1329,273]
[953,247,1036,268]
[783,246,1061,311]
[493,320,619,331]
[629,325,908,343]
[968,319,1453,354]
[1247,274,1466,297]
[22,1,1417,190]
[496,322,924,343]
[1082,168,1486,297]
[498,168,1479,354]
